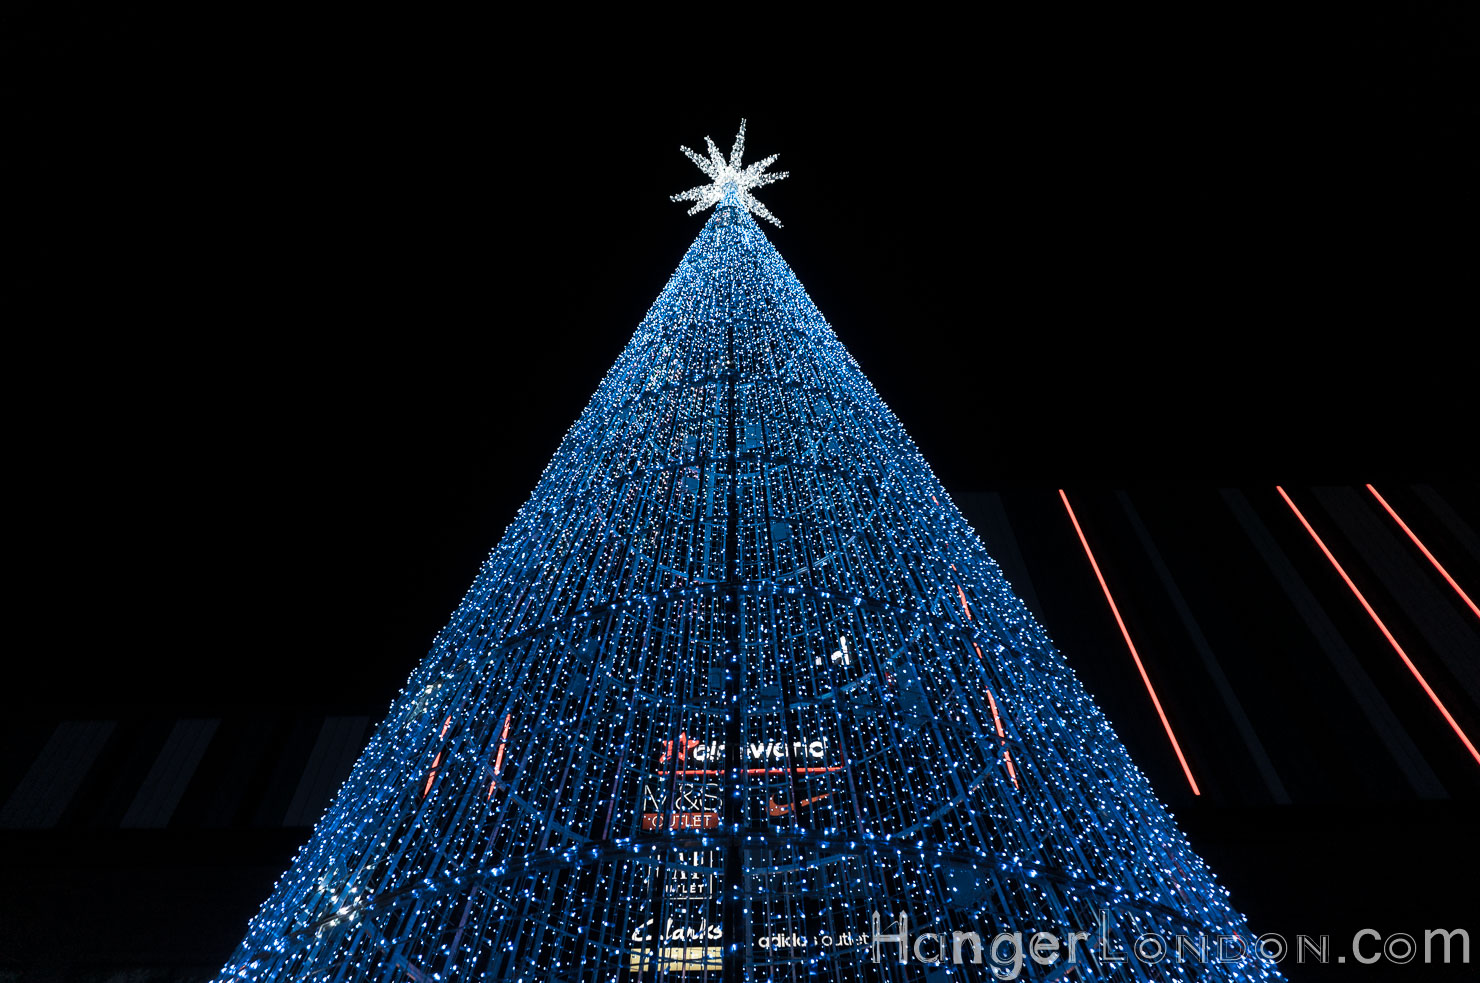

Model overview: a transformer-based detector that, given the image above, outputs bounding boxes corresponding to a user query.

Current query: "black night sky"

[8,5,1479,980]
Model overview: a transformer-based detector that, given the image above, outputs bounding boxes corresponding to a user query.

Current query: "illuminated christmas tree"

[217,122,1282,981]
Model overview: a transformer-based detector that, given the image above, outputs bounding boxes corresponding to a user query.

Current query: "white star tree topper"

[670,119,789,227]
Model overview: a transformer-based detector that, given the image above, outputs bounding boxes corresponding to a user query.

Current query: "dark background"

[7,4,1478,980]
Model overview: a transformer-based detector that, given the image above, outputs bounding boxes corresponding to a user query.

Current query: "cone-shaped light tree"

[217,122,1281,981]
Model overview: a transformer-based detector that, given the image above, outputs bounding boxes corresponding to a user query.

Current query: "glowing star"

[670,119,789,227]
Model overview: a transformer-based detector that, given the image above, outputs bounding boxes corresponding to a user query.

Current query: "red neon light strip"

[489,712,513,800]
[983,686,1020,789]
[972,642,1020,789]
[1060,489,1201,795]
[1367,483,1480,622]
[493,713,512,775]
[1278,486,1480,767]
[423,715,454,799]
[950,564,973,621]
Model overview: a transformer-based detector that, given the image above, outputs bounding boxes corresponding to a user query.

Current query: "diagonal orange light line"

[983,685,1021,789]
[488,712,514,800]
[1367,483,1480,623]
[493,713,512,776]
[1278,485,1480,767]
[422,714,455,798]
[1060,489,1200,795]
[972,642,1020,789]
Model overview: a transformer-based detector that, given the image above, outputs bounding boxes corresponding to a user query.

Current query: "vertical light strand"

[951,565,973,621]
[984,686,1021,789]
[973,642,1019,788]
[1278,485,1480,767]
[489,712,513,800]
[1367,483,1480,622]
[423,714,454,799]
[1060,489,1201,795]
